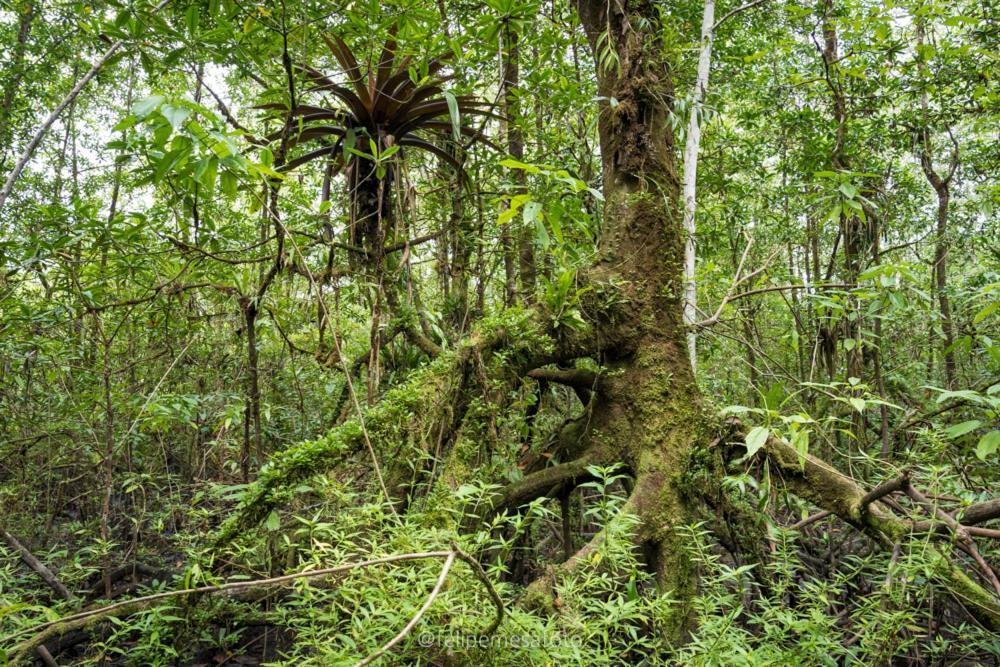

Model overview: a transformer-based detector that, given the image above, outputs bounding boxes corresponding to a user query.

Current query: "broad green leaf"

[221,171,238,198]
[745,426,769,457]
[976,431,1000,460]
[133,94,164,119]
[210,139,234,159]
[943,420,981,439]
[161,104,190,130]
[523,200,543,225]
[974,300,999,324]
[500,158,541,174]
[112,114,138,133]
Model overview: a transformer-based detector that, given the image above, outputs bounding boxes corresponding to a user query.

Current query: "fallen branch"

[5,548,503,666]
[2,531,75,602]
[2,531,78,665]
[905,484,1000,598]
[957,499,1000,527]
[750,425,1000,631]
[859,471,910,514]
[789,510,831,530]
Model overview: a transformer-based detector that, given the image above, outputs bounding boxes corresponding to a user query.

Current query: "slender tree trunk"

[503,23,535,302]
[241,301,262,482]
[497,26,519,305]
[821,0,864,384]
[916,14,958,389]
[682,0,715,372]
[96,316,115,598]
[872,219,892,458]
[932,186,956,387]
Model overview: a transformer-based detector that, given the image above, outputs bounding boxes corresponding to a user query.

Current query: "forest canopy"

[1,0,999,664]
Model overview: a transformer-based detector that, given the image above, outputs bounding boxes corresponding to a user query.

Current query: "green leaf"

[210,140,233,159]
[195,157,218,193]
[535,217,549,248]
[500,158,541,174]
[185,4,200,33]
[265,510,281,531]
[442,90,461,142]
[943,420,981,439]
[932,388,985,405]
[221,171,238,198]
[161,103,191,130]
[976,431,1000,460]
[848,397,866,413]
[133,94,165,120]
[745,426,769,457]
[112,114,138,133]
[523,200,543,225]
[974,300,999,324]
[838,183,858,198]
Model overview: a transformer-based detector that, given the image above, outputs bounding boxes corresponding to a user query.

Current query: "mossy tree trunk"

[502,0,707,630]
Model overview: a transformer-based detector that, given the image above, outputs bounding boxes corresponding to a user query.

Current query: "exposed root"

[750,424,1000,632]
[527,367,602,393]
[485,456,602,520]
[213,309,555,548]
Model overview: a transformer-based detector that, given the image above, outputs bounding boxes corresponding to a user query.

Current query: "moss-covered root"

[9,598,159,666]
[519,468,697,640]
[212,308,556,550]
[761,431,1000,632]
[484,456,601,520]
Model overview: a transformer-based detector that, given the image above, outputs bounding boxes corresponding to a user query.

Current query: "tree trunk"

[241,301,262,482]
[552,0,701,634]
[497,28,519,305]
[502,23,535,302]
[682,0,716,372]
[915,11,958,390]
[821,0,864,383]
[931,182,956,388]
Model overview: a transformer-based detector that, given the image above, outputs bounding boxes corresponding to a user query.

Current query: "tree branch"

[527,367,601,392]
[713,0,771,31]
[748,424,1000,631]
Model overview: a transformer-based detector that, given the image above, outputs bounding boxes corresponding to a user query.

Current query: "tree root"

[485,456,602,520]
[213,309,557,548]
[756,427,1000,632]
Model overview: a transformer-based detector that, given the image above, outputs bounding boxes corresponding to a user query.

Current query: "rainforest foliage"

[1,0,999,664]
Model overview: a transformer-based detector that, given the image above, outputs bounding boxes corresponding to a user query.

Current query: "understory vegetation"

[0,0,998,664]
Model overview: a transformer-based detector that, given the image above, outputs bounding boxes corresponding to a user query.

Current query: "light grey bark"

[682,0,716,372]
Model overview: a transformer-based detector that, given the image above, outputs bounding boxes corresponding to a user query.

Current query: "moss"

[928,548,1000,632]
[213,307,554,549]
